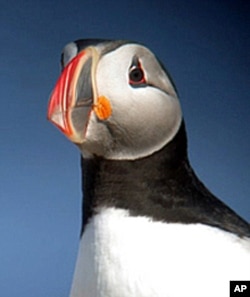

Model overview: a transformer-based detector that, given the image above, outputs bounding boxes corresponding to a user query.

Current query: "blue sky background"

[1,0,249,296]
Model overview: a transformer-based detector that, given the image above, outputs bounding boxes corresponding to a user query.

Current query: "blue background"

[1,0,249,296]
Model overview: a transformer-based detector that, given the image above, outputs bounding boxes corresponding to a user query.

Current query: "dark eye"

[129,57,146,85]
[129,67,145,84]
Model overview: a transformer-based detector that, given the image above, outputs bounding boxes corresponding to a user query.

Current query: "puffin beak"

[47,47,100,143]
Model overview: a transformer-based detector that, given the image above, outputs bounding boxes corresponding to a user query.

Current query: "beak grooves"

[47,48,100,143]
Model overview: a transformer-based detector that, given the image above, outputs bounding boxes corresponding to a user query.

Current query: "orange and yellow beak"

[47,47,112,143]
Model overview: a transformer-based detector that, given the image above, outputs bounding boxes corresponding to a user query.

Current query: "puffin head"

[47,39,182,160]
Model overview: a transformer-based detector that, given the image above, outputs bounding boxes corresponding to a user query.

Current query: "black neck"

[80,121,250,237]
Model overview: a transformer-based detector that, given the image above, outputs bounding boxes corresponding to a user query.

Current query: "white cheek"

[93,46,182,159]
[96,57,129,101]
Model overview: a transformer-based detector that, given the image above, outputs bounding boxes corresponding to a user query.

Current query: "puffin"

[47,39,250,297]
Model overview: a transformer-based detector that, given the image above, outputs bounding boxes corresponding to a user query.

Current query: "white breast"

[70,207,250,297]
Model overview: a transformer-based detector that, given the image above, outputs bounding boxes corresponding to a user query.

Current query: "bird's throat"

[80,121,189,234]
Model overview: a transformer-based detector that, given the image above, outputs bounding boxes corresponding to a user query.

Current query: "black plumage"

[81,121,250,237]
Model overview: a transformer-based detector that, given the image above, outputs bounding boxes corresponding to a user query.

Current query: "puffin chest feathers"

[47,39,250,297]
[70,208,250,297]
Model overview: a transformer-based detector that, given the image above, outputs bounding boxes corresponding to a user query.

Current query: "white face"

[81,43,182,160]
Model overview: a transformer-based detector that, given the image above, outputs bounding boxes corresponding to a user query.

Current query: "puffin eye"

[129,57,146,85]
[129,67,145,84]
